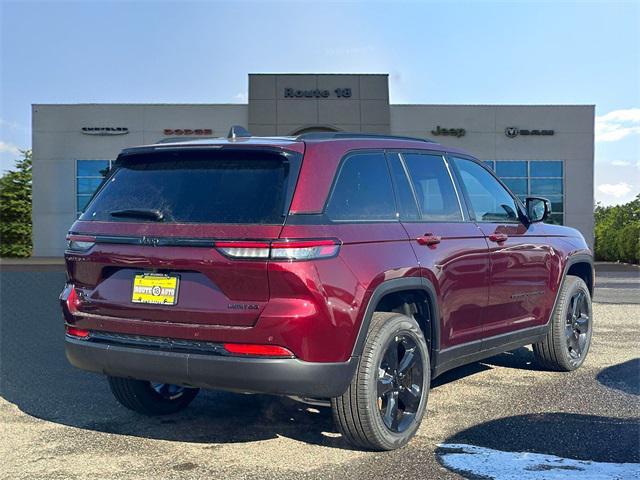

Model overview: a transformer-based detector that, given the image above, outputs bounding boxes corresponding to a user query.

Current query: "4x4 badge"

[141,236,161,246]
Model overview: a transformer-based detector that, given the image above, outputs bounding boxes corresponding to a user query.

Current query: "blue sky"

[1,0,638,205]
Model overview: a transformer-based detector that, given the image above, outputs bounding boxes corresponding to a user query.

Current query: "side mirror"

[526,197,550,223]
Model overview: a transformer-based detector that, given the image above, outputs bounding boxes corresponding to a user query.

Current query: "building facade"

[32,73,594,256]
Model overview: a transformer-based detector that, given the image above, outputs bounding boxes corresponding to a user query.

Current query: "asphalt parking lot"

[1,263,638,479]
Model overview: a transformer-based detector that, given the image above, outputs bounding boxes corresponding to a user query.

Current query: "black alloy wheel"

[332,312,430,451]
[377,334,425,433]
[150,382,188,401]
[533,275,593,371]
[108,376,199,415]
[565,290,590,365]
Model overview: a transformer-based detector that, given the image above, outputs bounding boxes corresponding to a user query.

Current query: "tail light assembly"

[216,239,340,261]
[60,283,80,315]
[215,241,271,259]
[66,234,96,251]
[64,234,340,261]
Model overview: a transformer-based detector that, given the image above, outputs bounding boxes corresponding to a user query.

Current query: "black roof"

[296,132,435,143]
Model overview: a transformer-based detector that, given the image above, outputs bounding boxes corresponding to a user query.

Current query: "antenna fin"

[227,125,252,140]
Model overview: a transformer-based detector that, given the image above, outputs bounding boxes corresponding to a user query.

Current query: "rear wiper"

[109,208,165,221]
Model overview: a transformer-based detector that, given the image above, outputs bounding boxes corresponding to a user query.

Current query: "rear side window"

[81,149,297,224]
[387,153,420,221]
[325,152,396,221]
[402,153,463,221]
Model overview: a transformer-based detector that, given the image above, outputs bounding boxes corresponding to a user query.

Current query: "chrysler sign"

[81,127,129,135]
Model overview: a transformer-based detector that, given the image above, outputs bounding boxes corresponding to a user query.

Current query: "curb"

[0,257,65,266]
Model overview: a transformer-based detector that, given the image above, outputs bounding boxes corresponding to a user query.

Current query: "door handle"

[416,233,441,246]
[489,233,508,243]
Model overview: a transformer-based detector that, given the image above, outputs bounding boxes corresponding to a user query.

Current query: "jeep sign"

[431,126,466,138]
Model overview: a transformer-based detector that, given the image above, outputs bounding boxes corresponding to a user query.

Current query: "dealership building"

[32,73,595,256]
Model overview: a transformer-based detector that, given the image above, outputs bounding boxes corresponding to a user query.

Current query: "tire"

[331,312,430,451]
[107,376,199,415]
[533,275,593,371]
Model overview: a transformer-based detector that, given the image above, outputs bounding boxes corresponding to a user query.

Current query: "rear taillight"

[66,234,96,251]
[66,285,80,314]
[215,239,340,261]
[270,239,340,260]
[65,326,90,338]
[215,241,271,259]
[223,343,294,357]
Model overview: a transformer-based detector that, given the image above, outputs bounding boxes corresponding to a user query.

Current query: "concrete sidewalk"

[0,257,64,271]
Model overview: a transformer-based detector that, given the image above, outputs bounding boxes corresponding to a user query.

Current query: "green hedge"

[0,150,32,258]
[594,194,640,264]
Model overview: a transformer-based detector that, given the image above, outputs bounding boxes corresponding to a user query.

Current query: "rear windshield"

[80,149,299,224]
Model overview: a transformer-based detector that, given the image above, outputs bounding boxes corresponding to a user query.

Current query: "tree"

[594,194,640,264]
[0,149,32,257]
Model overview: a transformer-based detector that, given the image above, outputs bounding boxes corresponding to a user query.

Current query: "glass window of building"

[482,160,564,224]
[76,160,112,215]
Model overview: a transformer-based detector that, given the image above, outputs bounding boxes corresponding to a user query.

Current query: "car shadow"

[2,335,347,448]
[0,270,581,452]
[480,346,541,371]
[0,270,350,448]
[596,359,640,396]
[432,347,539,389]
[437,412,640,465]
[431,362,492,388]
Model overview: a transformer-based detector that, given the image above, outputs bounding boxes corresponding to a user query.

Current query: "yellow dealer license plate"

[131,273,179,305]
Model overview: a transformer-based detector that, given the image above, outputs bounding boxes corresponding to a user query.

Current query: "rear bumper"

[65,337,357,398]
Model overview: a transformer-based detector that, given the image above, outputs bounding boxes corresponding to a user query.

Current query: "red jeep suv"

[62,128,594,450]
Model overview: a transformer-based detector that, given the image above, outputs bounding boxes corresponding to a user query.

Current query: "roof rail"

[296,132,435,143]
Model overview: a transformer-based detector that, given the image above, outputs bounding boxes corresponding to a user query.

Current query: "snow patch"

[437,443,640,480]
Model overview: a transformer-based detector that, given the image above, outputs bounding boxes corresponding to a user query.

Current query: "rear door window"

[402,153,463,221]
[81,149,298,224]
[325,152,397,221]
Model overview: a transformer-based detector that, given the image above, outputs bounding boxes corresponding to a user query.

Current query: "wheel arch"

[566,258,594,296]
[546,253,594,327]
[351,278,440,364]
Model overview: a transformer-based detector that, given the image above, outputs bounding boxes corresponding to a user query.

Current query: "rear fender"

[351,277,441,362]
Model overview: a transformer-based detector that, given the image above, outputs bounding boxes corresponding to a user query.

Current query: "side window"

[453,157,521,223]
[325,152,397,221]
[387,153,420,221]
[402,153,463,221]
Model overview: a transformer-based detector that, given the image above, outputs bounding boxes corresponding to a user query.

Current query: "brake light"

[66,326,90,338]
[223,343,294,357]
[214,239,340,261]
[66,234,96,251]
